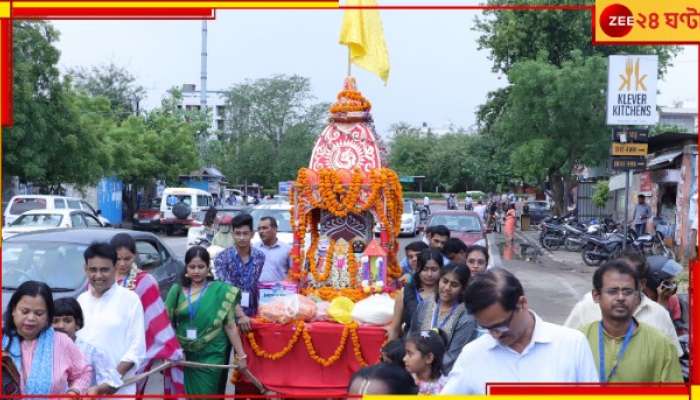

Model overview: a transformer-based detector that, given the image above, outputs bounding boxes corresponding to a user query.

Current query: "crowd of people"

[2,212,289,397]
[350,224,686,395]
[2,208,687,397]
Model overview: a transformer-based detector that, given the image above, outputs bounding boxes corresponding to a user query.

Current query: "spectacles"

[601,288,638,297]
[480,309,516,334]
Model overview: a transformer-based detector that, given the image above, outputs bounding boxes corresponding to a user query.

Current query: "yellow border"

[13,1,338,9]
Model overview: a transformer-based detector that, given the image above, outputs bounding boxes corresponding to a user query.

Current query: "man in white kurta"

[78,242,146,395]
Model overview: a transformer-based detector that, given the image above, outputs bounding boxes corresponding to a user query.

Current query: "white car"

[374,199,420,237]
[2,209,104,239]
[250,203,294,246]
[4,195,111,227]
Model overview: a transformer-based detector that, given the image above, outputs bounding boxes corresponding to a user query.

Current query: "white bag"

[351,294,395,325]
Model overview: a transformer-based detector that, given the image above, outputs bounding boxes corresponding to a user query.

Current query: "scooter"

[580,229,633,267]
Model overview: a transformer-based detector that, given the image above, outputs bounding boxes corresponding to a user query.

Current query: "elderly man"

[255,216,291,282]
[77,242,146,396]
[579,260,682,382]
[442,268,597,394]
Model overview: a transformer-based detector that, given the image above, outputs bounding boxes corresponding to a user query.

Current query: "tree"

[474,1,680,76]
[492,53,610,214]
[4,21,110,190]
[68,63,147,122]
[592,180,609,208]
[215,75,328,187]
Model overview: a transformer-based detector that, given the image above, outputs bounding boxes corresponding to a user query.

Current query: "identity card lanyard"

[415,286,424,305]
[598,320,636,383]
[186,282,209,340]
[431,301,458,330]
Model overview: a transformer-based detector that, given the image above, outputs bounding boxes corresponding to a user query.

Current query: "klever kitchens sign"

[606,55,658,126]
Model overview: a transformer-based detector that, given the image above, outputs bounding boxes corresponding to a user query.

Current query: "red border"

[0,2,698,398]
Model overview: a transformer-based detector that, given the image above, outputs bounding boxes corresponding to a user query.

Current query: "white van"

[159,187,214,235]
[3,195,110,227]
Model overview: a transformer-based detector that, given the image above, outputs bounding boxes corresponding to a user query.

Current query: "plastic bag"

[259,294,317,324]
[327,297,355,325]
[312,301,331,322]
[351,294,395,325]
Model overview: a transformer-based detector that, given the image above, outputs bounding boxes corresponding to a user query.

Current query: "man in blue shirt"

[399,241,429,283]
[255,216,291,282]
[214,213,265,331]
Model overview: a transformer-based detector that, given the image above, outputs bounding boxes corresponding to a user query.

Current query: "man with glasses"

[579,260,682,382]
[564,252,682,357]
[213,213,265,332]
[442,268,597,394]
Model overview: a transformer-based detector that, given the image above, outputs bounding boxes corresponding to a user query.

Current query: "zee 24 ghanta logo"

[599,3,700,38]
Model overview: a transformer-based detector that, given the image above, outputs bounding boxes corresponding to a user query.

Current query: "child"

[53,297,123,396]
[403,330,448,394]
[380,339,406,368]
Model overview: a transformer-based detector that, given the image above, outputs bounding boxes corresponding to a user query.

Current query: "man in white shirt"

[442,268,598,394]
[563,251,682,356]
[256,216,291,282]
[77,242,146,396]
[473,200,487,223]
[423,195,431,214]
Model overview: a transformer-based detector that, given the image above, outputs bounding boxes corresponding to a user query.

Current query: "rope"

[119,360,267,394]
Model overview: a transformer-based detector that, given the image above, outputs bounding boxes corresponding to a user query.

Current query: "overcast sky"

[52,10,698,135]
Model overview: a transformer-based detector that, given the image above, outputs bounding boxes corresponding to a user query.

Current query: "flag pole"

[347,47,352,76]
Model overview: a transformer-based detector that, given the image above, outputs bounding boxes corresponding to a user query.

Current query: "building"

[179,166,229,205]
[608,132,698,264]
[658,105,698,133]
[178,83,227,132]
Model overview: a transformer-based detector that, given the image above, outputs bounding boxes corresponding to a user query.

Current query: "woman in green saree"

[165,245,248,396]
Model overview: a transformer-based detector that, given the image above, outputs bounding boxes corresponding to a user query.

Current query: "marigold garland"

[310,239,335,283]
[247,320,369,367]
[349,323,368,367]
[347,245,358,288]
[247,320,304,360]
[302,287,368,303]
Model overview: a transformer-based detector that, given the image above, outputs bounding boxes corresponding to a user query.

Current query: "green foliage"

[208,75,328,187]
[68,63,147,122]
[592,180,609,209]
[5,21,109,188]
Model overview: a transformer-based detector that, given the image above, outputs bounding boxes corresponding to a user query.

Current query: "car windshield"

[166,195,192,207]
[403,201,414,213]
[9,198,47,215]
[11,214,63,227]
[2,241,87,290]
[250,209,292,232]
[429,215,482,232]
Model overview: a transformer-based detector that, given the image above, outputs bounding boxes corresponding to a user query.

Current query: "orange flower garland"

[310,239,335,283]
[247,321,372,367]
[347,245,358,287]
[302,287,368,303]
[349,323,368,367]
[247,320,305,360]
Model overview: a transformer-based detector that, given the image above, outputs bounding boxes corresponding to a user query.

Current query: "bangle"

[236,354,248,359]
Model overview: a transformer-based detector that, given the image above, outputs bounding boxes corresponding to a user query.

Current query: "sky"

[51,10,698,136]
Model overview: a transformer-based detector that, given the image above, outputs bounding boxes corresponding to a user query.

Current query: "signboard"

[594,0,700,44]
[612,157,646,170]
[278,181,294,195]
[612,127,649,143]
[606,55,658,126]
[640,171,653,192]
[611,142,648,156]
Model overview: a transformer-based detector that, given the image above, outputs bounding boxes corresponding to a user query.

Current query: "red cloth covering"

[241,321,385,395]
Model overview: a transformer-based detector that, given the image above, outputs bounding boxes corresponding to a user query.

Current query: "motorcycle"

[631,230,676,259]
[580,228,634,267]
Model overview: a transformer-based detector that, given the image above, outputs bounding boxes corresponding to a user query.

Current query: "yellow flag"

[339,0,390,84]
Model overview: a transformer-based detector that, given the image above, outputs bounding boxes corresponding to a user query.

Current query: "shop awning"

[647,150,683,168]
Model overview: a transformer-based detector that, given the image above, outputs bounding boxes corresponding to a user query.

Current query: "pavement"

[515,228,590,272]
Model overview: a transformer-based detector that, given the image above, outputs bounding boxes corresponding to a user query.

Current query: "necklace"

[120,264,140,291]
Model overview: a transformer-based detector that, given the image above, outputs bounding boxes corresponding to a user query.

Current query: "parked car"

[132,198,161,231]
[375,199,420,237]
[250,203,294,246]
[2,209,105,240]
[526,201,551,225]
[425,210,487,247]
[4,195,111,227]
[2,228,184,312]
[160,188,214,236]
